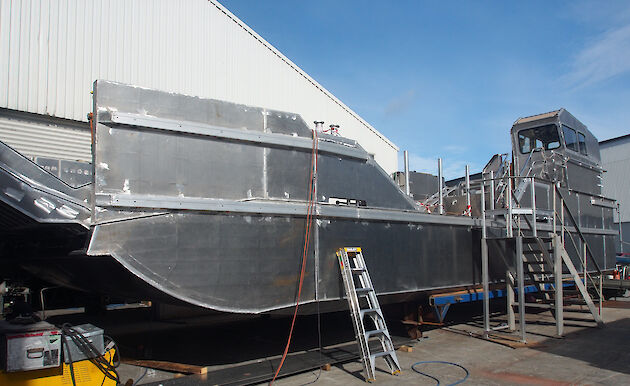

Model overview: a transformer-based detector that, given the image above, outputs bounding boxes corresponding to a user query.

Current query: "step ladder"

[336,247,401,382]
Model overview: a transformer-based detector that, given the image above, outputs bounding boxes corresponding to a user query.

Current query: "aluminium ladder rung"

[360,308,380,317]
[523,260,549,265]
[523,249,553,255]
[355,287,373,294]
[365,329,387,338]
[371,351,396,359]
[351,268,366,274]
[534,279,557,284]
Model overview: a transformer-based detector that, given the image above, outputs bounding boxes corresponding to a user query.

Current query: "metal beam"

[95,193,478,226]
[105,112,369,161]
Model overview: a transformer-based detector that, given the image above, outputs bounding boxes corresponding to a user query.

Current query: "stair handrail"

[553,185,603,308]
[554,187,603,274]
[518,147,540,178]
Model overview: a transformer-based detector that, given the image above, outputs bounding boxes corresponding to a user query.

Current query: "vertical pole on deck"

[489,171,495,211]
[506,177,513,237]
[553,235,563,337]
[561,197,565,245]
[313,138,320,303]
[506,271,515,331]
[516,235,526,343]
[465,165,471,216]
[552,184,557,235]
[404,150,410,196]
[438,158,444,215]
[480,179,490,338]
[531,177,537,237]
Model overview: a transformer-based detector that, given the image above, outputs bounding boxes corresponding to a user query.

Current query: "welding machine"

[0,320,118,386]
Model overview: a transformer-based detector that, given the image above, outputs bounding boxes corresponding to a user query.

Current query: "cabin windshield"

[518,125,561,154]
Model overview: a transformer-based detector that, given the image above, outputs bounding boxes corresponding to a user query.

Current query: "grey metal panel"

[93,123,265,201]
[266,147,310,200]
[604,235,617,268]
[265,111,310,137]
[584,233,604,271]
[317,155,415,210]
[580,195,603,230]
[87,213,315,313]
[317,221,478,300]
[565,160,602,196]
[86,211,482,313]
[394,171,440,201]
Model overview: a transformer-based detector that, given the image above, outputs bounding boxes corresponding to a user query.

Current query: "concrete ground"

[43,294,630,385]
[271,299,630,386]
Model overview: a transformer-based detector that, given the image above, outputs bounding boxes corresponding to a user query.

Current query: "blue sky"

[220,1,630,178]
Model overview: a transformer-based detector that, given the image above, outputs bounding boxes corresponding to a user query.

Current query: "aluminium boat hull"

[0,81,617,314]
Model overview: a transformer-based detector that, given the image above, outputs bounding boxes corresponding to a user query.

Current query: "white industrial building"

[0,0,399,173]
[600,134,630,254]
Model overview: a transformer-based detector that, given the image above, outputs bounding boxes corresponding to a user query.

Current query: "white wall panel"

[600,137,630,222]
[0,0,398,173]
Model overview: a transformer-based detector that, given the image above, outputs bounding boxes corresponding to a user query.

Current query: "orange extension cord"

[270,129,319,384]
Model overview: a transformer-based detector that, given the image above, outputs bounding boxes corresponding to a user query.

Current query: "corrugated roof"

[515,110,561,125]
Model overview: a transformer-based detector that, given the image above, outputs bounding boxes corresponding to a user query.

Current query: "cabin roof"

[514,109,561,125]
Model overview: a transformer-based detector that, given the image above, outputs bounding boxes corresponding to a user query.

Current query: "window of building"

[577,132,588,155]
[562,125,578,152]
[518,125,561,154]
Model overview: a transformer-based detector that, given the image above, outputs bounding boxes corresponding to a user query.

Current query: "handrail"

[554,186,603,303]
[559,222,602,292]
[518,148,539,177]
[479,171,604,319]
[555,187,603,274]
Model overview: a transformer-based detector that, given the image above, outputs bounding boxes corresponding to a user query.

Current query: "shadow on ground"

[532,317,630,376]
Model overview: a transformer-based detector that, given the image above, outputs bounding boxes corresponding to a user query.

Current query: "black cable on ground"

[61,323,121,386]
[133,367,149,386]
[411,360,469,386]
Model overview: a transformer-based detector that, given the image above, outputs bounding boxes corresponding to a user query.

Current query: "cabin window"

[562,125,578,152]
[518,125,561,154]
[577,132,588,155]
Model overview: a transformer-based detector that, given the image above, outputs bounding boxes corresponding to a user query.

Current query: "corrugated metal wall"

[0,0,398,173]
[0,112,91,161]
[600,136,630,223]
